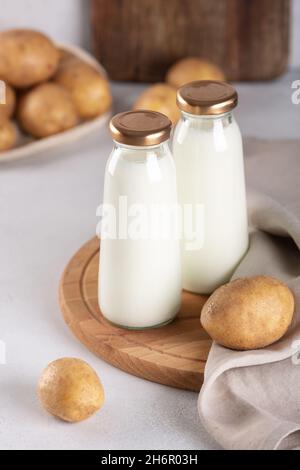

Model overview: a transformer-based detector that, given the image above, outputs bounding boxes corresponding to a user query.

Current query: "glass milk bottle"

[99,110,181,329]
[173,81,249,294]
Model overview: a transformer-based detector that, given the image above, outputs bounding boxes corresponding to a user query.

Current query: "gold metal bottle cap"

[177,80,238,116]
[109,110,172,146]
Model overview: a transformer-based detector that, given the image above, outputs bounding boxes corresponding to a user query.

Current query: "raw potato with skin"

[0,84,16,119]
[0,118,17,151]
[38,358,105,422]
[18,83,79,138]
[201,276,294,351]
[166,57,225,89]
[0,29,60,88]
[54,60,112,120]
[133,83,180,124]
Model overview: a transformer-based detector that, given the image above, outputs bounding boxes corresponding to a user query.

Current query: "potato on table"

[133,83,180,124]
[38,358,105,422]
[0,29,60,88]
[166,57,225,89]
[55,60,112,120]
[17,82,79,138]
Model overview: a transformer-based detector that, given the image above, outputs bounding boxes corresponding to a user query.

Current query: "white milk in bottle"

[173,81,249,294]
[99,110,181,329]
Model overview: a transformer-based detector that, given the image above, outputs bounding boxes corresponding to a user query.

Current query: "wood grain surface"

[59,237,211,391]
[91,0,290,82]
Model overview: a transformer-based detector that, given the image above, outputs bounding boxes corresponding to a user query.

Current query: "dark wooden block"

[91,0,290,82]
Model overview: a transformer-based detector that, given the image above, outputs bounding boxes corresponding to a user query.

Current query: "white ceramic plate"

[0,43,111,163]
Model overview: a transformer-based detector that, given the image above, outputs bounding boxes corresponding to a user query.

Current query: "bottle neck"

[180,110,233,121]
[113,140,170,152]
[111,140,171,164]
[179,111,234,131]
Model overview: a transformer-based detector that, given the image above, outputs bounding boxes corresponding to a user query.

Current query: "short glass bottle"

[99,110,182,329]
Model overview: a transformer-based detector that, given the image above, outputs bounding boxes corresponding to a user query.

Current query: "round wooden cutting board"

[59,237,212,391]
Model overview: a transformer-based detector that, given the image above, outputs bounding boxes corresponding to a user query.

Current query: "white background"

[0,0,300,451]
[0,0,299,67]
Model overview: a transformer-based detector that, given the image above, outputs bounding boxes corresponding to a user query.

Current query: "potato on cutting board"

[0,29,60,88]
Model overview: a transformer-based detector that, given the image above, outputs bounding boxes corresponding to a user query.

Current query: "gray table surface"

[0,69,299,450]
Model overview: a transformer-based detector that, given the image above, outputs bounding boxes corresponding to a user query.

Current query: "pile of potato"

[133,57,225,125]
[0,29,112,152]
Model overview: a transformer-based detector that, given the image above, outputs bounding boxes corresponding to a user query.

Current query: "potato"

[0,83,16,119]
[166,57,225,89]
[201,276,294,351]
[0,118,17,151]
[0,29,60,88]
[57,48,79,69]
[54,61,112,120]
[18,83,78,138]
[133,83,180,124]
[38,358,105,422]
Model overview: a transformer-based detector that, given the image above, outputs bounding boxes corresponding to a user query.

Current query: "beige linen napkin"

[198,138,300,450]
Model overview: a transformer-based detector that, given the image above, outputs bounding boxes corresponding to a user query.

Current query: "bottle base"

[183,286,214,295]
[102,315,176,331]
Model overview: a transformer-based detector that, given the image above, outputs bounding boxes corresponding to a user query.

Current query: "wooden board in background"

[91,0,290,82]
[59,237,211,391]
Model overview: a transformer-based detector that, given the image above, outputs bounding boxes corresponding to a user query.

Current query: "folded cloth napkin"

[198,138,300,450]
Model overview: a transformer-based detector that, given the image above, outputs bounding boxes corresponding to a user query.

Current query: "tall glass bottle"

[173,81,249,294]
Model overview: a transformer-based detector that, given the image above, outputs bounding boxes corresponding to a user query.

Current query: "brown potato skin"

[133,83,180,124]
[54,60,112,120]
[38,358,105,422]
[0,29,60,88]
[18,83,78,138]
[0,84,16,119]
[166,57,225,89]
[0,118,17,151]
[200,276,294,351]
[57,49,78,68]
